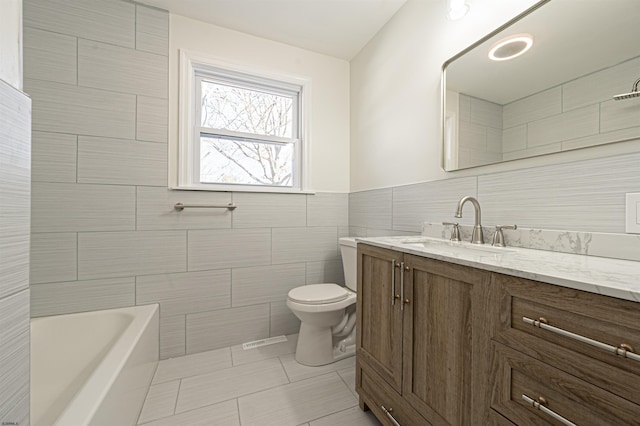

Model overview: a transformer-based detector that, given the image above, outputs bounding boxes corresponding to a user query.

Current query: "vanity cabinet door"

[402,255,494,426]
[357,244,404,393]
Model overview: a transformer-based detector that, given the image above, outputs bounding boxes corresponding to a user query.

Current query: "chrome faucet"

[454,196,484,244]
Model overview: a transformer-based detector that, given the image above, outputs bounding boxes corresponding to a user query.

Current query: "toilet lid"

[288,284,349,305]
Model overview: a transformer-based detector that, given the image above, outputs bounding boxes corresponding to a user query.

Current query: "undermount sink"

[398,237,514,257]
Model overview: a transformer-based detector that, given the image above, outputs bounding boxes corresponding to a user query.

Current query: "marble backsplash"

[422,222,640,262]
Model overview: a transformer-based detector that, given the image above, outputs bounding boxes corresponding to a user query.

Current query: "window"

[176,51,311,192]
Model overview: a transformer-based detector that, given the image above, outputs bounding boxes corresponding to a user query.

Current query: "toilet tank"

[339,237,358,291]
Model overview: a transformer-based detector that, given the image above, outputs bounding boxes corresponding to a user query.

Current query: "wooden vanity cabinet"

[356,244,500,425]
[490,273,640,425]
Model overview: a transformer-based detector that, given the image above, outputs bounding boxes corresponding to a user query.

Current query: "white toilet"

[286,237,358,366]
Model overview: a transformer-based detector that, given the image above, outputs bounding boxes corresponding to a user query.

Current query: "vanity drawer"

[357,364,430,426]
[491,342,640,425]
[493,273,640,404]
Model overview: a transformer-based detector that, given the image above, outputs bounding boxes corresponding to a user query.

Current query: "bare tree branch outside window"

[199,80,296,186]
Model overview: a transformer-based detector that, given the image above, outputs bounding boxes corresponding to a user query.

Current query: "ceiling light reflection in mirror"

[442,0,640,171]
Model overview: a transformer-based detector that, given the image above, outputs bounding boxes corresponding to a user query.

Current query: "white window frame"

[174,49,312,193]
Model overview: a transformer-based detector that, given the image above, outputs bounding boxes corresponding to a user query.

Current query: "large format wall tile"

[307,193,349,227]
[78,231,187,279]
[24,0,135,47]
[188,229,271,271]
[0,81,31,238]
[77,136,167,186]
[137,187,232,231]
[527,104,599,147]
[392,177,477,232]
[270,301,300,336]
[600,99,640,133]
[136,5,169,55]
[233,192,307,228]
[0,290,30,426]
[306,260,344,285]
[479,152,640,233]
[272,227,339,264]
[23,27,77,84]
[78,39,168,98]
[232,263,305,307]
[137,270,231,317]
[31,182,135,232]
[186,304,270,353]
[137,96,168,143]
[160,315,186,359]
[30,233,77,284]
[26,79,136,139]
[0,235,29,300]
[503,87,562,129]
[348,188,392,230]
[31,277,135,317]
[31,132,77,183]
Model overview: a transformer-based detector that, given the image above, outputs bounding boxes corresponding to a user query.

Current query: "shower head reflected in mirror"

[613,78,640,100]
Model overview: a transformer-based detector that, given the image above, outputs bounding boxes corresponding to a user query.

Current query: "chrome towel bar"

[174,202,237,211]
[523,316,640,362]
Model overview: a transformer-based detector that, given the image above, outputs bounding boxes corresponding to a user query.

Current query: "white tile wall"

[31,182,136,232]
[78,39,168,98]
[77,136,167,186]
[186,304,270,353]
[0,80,30,425]
[188,228,272,271]
[24,0,136,48]
[272,227,339,264]
[135,5,169,55]
[503,86,562,129]
[25,0,347,363]
[30,233,77,284]
[78,231,187,279]
[232,263,305,307]
[23,27,77,84]
[527,104,599,147]
[26,79,137,139]
[31,277,135,317]
[349,189,392,230]
[306,260,345,285]
[0,290,30,426]
[232,192,307,228]
[137,270,231,316]
[160,315,186,359]
[31,132,77,183]
[137,96,169,143]
[0,235,30,299]
[392,177,477,232]
[136,187,232,231]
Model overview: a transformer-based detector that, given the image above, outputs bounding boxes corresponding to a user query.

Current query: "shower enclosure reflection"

[442,0,640,171]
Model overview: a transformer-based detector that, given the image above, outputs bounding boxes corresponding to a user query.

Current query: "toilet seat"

[288,283,349,305]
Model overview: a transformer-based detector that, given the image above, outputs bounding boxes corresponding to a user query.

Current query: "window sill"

[169,184,316,195]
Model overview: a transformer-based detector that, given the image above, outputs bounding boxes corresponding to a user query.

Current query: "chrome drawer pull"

[522,394,576,426]
[381,405,401,426]
[400,262,405,311]
[523,316,640,362]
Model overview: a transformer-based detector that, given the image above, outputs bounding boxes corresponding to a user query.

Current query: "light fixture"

[488,34,534,61]
[447,0,470,21]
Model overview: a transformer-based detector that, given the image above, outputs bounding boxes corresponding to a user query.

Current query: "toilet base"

[294,322,355,366]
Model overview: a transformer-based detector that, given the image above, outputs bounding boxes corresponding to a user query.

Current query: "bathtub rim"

[49,304,159,425]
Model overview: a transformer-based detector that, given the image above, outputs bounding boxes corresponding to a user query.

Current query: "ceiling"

[137,0,409,60]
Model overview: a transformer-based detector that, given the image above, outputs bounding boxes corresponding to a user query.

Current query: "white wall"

[169,14,351,192]
[350,0,640,191]
[0,0,22,90]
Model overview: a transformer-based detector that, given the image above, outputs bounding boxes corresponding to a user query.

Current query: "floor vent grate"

[242,335,288,350]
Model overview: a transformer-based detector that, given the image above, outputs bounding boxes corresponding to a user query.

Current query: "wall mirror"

[442,0,640,171]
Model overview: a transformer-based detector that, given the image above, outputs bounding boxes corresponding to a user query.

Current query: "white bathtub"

[31,304,159,426]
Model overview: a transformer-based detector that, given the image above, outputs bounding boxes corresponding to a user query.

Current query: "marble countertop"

[356,236,640,303]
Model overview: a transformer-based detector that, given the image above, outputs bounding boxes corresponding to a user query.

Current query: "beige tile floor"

[137,334,382,426]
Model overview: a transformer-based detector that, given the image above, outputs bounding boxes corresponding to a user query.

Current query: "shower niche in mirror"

[442,0,640,171]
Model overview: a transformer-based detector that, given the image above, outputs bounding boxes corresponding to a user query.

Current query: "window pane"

[200,136,294,187]
[200,80,294,138]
